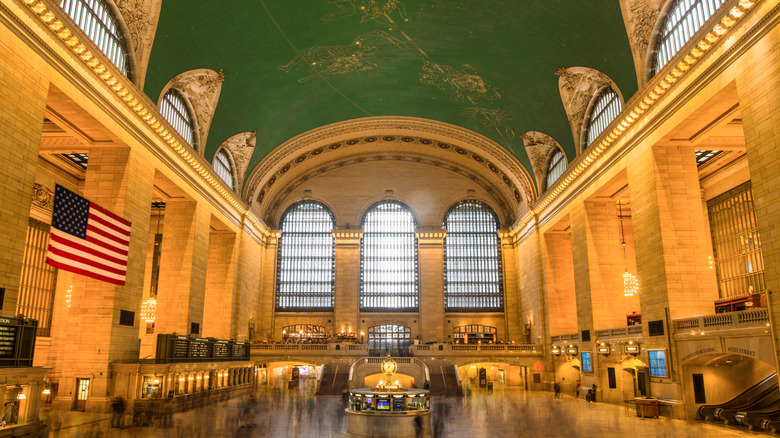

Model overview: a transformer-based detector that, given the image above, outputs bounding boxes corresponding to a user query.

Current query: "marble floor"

[40,383,761,437]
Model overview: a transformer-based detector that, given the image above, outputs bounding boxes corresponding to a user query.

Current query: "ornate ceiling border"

[244,117,537,210]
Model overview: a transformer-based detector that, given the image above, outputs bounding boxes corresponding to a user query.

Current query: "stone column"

[626,146,718,324]
[155,200,210,336]
[53,145,155,412]
[543,230,577,336]
[417,228,446,342]
[569,203,594,338]
[736,31,780,371]
[256,232,278,338]
[333,230,362,335]
[0,41,48,317]
[501,231,522,342]
[203,231,238,339]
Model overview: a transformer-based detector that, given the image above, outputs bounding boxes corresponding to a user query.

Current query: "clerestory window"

[213,150,234,191]
[545,149,567,191]
[652,0,727,75]
[585,87,622,147]
[275,201,335,311]
[360,201,418,312]
[60,0,129,76]
[160,89,196,148]
[443,201,503,312]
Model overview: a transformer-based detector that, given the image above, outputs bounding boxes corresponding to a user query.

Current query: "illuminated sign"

[649,350,668,377]
[597,346,610,354]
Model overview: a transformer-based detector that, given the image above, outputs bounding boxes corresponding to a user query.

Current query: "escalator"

[697,372,777,422]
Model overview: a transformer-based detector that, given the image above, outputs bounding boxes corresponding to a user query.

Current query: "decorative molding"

[620,0,662,87]
[32,182,54,210]
[521,131,564,191]
[555,66,616,155]
[244,119,536,214]
[162,68,225,154]
[218,131,256,195]
[260,149,516,227]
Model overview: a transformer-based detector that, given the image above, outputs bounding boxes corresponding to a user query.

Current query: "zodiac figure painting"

[460,107,515,141]
[322,0,409,27]
[279,30,407,82]
[420,58,502,105]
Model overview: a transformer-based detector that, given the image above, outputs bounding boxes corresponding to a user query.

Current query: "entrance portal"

[368,325,411,356]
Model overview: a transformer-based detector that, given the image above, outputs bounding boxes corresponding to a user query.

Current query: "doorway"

[74,378,89,411]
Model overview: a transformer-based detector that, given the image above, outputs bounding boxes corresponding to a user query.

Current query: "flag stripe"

[46,184,131,285]
[46,256,125,285]
[90,202,131,227]
[47,245,127,276]
[87,221,130,249]
[50,231,128,268]
[90,210,131,237]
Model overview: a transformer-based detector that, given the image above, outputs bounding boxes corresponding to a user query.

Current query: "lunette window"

[60,0,129,76]
[160,89,196,148]
[443,201,503,312]
[275,201,335,311]
[360,201,418,312]
[213,150,234,191]
[545,149,567,191]
[585,87,622,147]
[653,0,727,75]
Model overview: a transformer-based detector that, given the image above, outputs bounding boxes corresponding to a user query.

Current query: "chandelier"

[618,200,639,297]
[140,298,157,322]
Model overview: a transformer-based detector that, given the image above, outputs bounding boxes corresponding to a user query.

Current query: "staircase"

[316,363,350,395]
[429,364,461,396]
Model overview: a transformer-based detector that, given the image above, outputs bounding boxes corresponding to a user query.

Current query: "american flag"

[46,185,132,285]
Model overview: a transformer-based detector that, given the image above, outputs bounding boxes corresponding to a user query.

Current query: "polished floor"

[41,382,760,437]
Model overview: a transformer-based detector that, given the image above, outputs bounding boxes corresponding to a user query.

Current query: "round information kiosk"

[346,357,431,437]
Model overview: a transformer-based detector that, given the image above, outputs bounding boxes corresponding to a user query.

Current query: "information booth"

[347,357,431,437]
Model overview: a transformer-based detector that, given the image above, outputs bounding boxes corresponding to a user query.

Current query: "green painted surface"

[144,0,638,184]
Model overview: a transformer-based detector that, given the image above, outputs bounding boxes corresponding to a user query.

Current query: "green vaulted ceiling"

[144,0,638,187]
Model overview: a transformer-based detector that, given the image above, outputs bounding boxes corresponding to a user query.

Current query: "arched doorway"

[368,325,411,356]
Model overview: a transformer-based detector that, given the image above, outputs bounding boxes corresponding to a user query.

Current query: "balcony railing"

[674,308,769,333]
[596,325,643,340]
[551,333,578,343]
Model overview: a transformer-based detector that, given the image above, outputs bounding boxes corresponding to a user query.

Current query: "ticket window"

[141,377,161,399]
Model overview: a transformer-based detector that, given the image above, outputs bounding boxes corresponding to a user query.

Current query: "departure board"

[0,316,37,367]
[156,334,250,363]
[213,342,229,358]
[0,325,17,358]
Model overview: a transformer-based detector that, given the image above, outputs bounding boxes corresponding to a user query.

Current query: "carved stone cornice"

[555,67,617,155]
[333,229,363,246]
[243,117,536,211]
[162,68,225,154]
[416,228,447,246]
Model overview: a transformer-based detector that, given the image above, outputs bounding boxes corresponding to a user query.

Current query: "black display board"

[156,334,250,363]
[0,317,37,367]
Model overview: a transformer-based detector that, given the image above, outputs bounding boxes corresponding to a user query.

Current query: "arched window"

[60,0,129,76]
[276,201,335,311]
[545,149,567,191]
[653,0,727,75]
[160,88,196,148]
[213,150,234,191]
[585,87,622,147]
[360,201,418,312]
[443,201,503,312]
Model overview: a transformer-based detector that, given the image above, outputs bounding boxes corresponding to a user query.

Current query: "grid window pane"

[545,149,567,191]
[360,201,418,312]
[213,150,234,190]
[585,88,622,147]
[275,201,335,311]
[707,182,765,298]
[367,325,411,355]
[16,218,58,337]
[444,201,503,312]
[160,89,196,148]
[653,0,727,75]
[59,0,129,76]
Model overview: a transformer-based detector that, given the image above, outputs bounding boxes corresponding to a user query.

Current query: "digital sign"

[649,350,668,377]
[581,352,592,373]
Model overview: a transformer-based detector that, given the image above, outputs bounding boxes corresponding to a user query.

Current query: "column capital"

[416,228,446,245]
[332,228,363,246]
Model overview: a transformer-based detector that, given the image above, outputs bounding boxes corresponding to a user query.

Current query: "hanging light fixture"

[618,200,639,297]
[140,298,157,322]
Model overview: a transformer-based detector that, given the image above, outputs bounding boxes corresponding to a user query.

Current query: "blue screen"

[377,399,390,410]
[649,350,667,377]
[581,352,592,372]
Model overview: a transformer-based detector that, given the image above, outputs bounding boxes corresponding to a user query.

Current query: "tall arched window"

[545,149,567,191]
[443,201,503,312]
[585,87,622,147]
[652,0,727,75]
[213,150,234,191]
[360,201,418,312]
[276,201,335,311]
[60,0,129,76]
[160,89,196,148]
